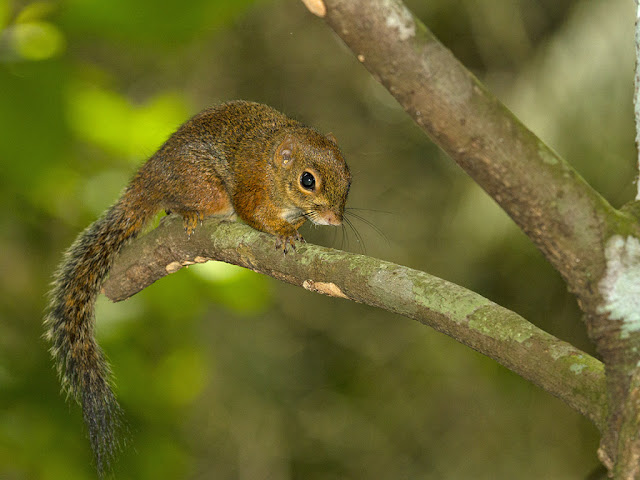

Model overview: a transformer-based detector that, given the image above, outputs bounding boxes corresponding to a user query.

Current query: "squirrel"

[44,100,351,475]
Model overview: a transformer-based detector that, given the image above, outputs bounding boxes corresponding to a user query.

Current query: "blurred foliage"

[0,0,633,478]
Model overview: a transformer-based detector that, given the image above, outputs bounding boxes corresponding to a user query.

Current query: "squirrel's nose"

[316,210,341,226]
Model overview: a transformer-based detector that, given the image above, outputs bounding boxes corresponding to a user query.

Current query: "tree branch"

[635,0,640,201]
[317,0,638,311]
[104,215,607,430]
[306,0,640,472]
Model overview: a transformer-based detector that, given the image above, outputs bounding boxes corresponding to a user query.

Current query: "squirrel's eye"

[300,171,316,191]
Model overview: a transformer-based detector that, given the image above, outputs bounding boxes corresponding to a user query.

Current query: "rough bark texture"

[307,0,640,475]
[104,215,607,430]
[320,0,621,301]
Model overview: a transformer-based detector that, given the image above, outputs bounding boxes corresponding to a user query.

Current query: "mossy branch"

[103,215,607,430]
[304,0,640,473]
[318,0,628,305]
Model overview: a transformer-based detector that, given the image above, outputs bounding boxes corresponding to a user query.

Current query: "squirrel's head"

[272,129,351,227]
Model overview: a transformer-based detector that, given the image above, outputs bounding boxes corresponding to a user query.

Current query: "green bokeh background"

[0,0,634,478]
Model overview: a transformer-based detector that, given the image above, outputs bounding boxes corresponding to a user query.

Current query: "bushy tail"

[45,195,156,475]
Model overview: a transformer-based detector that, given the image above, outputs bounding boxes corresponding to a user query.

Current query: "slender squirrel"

[44,100,351,475]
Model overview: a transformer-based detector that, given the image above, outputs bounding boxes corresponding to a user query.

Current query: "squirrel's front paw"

[275,232,305,254]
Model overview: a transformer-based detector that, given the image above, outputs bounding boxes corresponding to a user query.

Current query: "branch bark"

[303,0,640,475]
[319,0,628,307]
[104,215,607,430]
[635,0,640,201]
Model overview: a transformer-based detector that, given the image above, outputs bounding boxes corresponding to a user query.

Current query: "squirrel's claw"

[181,211,203,239]
[276,232,304,254]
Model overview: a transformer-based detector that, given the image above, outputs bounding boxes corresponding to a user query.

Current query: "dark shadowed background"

[0,0,634,478]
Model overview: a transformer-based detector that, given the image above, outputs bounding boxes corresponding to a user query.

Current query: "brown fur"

[44,101,351,475]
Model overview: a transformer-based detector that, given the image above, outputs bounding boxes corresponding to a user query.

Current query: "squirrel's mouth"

[280,207,304,223]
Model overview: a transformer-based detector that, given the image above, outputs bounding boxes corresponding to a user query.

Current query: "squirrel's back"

[160,100,299,167]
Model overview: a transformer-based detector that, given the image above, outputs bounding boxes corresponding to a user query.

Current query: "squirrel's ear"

[326,132,338,144]
[276,134,298,167]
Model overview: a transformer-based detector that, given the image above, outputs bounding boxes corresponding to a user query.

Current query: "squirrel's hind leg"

[174,205,236,239]
[163,174,236,238]
[180,210,202,238]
